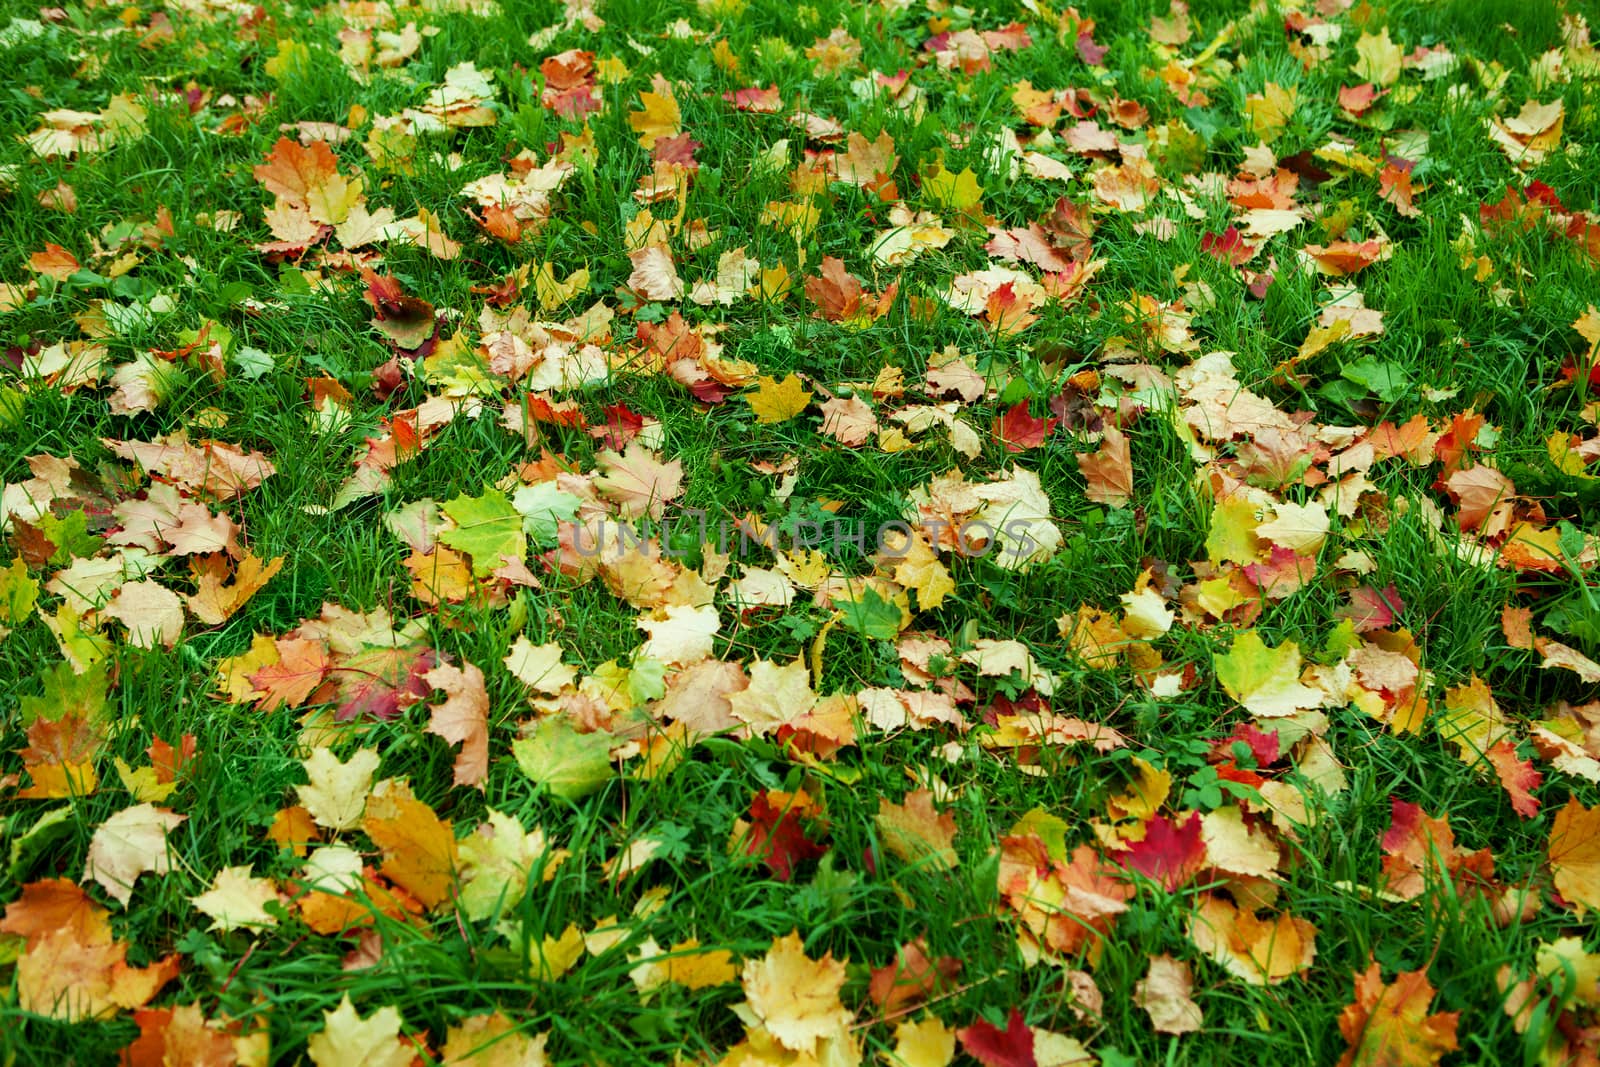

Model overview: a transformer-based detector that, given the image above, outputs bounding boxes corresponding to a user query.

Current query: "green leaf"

[628,656,668,706]
[440,487,527,577]
[0,557,40,630]
[1340,355,1411,403]
[512,720,614,800]
[34,509,103,565]
[511,482,583,547]
[19,660,110,726]
[837,585,904,641]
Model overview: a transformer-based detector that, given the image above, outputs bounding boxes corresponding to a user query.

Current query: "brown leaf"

[424,662,490,789]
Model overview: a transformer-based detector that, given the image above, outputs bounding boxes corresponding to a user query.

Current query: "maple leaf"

[17,926,179,1021]
[423,662,491,790]
[818,395,878,446]
[994,401,1057,452]
[594,443,684,520]
[836,130,898,185]
[102,579,184,650]
[458,809,566,922]
[439,487,526,578]
[249,637,332,712]
[1188,894,1316,985]
[334,645,439,723]
[363,782,459,909]
[1245,83,1298,142]
[876,789,959,870]
[1485,741,1541,818]
[1549,798,1600,914]
[627,245,684,302]
[729,656,817,735]
[1214,631,1326,717]
[1119,811,1206,890]
[883,529,955,611]
[186,551,284,625]
[628,74,682,148]
[120,1003,261,1067]
[744,789,829,881]
[1336,962,1459,1067]
[190,866,282,932]
[1077,424,1133,506]
[746,373,813,424]
[1379,799,1496,902]
[253,137,364,225]
[83,803,187,907]
[1,879,112,949]
[1338,584,1404,634]
[307,995,412,1067]
[922,163,984,212]
[867,938,961,1014]
[888,1016,958,1067]
[1353,28,1404,87]
[296,747,381,831]
[804,257,870,322]
[511,719,614,799]
[1378,164,1422,218]
[735,931,854,1054]
[442,1013,550,1065]
[504,635,578,694]
[957,1008,1036,1067]
[1304,240,1387,276]
[638,603,721,666]
[1137,954,1203,1034]
[362,270,437,351]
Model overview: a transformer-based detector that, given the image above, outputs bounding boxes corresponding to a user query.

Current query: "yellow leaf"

[113,758,176,803]
[1214,631,1326,718]
[83,803,186,908]
[363,782,459,911]
[746,373,813,424]
[296,747,381,832]
[1206,497,1264,565]
[661,939,740,989]
[736,931,854,1054]
[1244,82,1298,143]
[1297,317,1352,360]
[307,995,412,1067]
[1353,28,1403,86]
[442,1013,550,1065]
[190,865,282,932]
[875,789,959,869]
[628,74,681,149]
[921,163,983,212]
[533,923,585,981]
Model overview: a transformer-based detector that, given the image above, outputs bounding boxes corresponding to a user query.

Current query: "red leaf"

[1210,723,1281,767]
[722,85,782,113]
[1076,32,1107,66]
[590,403,645,449]
[1337,584,1404,633]
[1120,812,1205,890]
[958,1008,1037,1067]
[1201,227,1255,267]
[746,791,828,882]
[994,400,1058,452]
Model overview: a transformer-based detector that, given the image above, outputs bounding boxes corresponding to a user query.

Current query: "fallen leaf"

[83,803,187,907]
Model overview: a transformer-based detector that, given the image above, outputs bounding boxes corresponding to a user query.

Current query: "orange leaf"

[423,662,490,789]
[1336,962,1459,1067]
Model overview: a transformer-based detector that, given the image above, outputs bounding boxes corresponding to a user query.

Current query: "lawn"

[2,0,1600,1062]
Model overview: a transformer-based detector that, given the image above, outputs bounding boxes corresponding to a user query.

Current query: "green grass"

[2,0,1600,1063]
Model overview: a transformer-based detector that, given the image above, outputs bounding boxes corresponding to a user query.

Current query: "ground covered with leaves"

[3,0,1600,1062]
